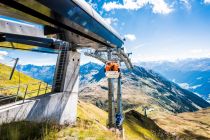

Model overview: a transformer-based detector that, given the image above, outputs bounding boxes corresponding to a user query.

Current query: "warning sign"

[106,71,120,79]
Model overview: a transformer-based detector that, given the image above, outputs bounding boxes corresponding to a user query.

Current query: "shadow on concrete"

[26,91,71,123]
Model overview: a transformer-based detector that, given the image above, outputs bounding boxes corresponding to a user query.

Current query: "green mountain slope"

[0,65,169,139]
[79,63,210,114]
[0,101,173,140]
[1,100,210,139]
[0,63,50,98]
[76,101,173,140]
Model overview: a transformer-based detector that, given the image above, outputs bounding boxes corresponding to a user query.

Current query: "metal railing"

[0,82,52,106]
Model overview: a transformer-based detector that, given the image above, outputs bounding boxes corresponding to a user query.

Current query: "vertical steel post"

[45,83,48,94]
[15,85,20,102]
[9,58,19,80]
[116,61,123,130]
[107,50,115,128]
[37,82,42,96]
[117,62,122,115]
[23,84,28,103]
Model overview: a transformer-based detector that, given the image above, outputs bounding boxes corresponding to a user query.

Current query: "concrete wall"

[0,51,80,125]
[0,91,77,125]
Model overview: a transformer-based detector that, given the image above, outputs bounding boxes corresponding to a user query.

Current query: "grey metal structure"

[84,49,132,69]
[84,49,132,128]
[0,0,132,128]
[0,0,124,49]
[0,82,51,106]
[107,50,115,128]
[117,66,123,116]
[0,17,44,38]
[9,57,19,80]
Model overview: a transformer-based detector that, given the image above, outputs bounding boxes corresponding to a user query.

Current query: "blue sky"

[87,0,210,62]
[0,0,210,65]
[0,48,58,66]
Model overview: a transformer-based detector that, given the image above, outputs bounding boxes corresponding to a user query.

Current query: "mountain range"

[79,62,210,114]
[16,64,55,85]
[2,61,210,139]
[15,61,210,114]
[138,58,210,102]
[78,62,210,138]
[11,61,210,139]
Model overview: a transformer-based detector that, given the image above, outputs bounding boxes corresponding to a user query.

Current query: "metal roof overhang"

[0,0,124,50]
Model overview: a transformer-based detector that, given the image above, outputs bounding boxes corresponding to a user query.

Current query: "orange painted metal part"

[105,61,120,72]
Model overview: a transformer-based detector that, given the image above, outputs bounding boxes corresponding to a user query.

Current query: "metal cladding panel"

[0,0,52,26]
[37,0,124,48]
[72,0,121,39]
[0,16,44,37]
[0,0,104,49]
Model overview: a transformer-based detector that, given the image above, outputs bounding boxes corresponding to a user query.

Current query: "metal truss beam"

[84,49,133,69]
[0,33,72,51]
[0,0,112,48]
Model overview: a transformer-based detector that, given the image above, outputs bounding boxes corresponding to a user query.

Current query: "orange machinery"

[105,61,120,72]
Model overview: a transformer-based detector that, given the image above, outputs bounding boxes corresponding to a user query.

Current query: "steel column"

[117,66,122,115]
[9,58,19,80]
[107,50,115,128]
[116,62,123,130]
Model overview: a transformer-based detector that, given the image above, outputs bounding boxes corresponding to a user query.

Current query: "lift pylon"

[84,49,132,130]
[116,62,123,129]
[107,50,116,128]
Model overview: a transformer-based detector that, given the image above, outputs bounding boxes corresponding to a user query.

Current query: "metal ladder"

[53,42,69,92]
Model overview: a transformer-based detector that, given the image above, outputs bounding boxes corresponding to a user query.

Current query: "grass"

[0,101,173,140]
[124,110,174,140]
[0,101,118,140]
[124,117,159,140]
[1,63,208,139]
[152,107,210,139]
[0,63,51,99]
[0,121,59,140]
[52,101,119,140]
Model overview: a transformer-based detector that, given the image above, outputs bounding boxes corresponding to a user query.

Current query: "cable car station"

[0,0,132,130]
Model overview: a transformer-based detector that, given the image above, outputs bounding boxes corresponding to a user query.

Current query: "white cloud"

[180,0,191,10]
[0,51,8,56]
[204,0,210,4]
[132,51,210,62]
[103,0,173,14]
[0,51,8,60]
[190,49,203,54]
[189,49,210,58]
[103,17,118,26]
[124,34,136,41]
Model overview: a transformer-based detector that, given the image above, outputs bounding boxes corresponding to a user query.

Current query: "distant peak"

[82,62,102,67]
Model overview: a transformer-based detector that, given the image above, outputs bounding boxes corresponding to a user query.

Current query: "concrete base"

[0,90,78,125]
[0,51,80,125]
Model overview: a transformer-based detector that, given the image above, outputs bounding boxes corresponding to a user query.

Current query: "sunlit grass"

[0,101,174,140]
[0,63,51,99]
[0,121,59,140]
[124,117,160,140]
